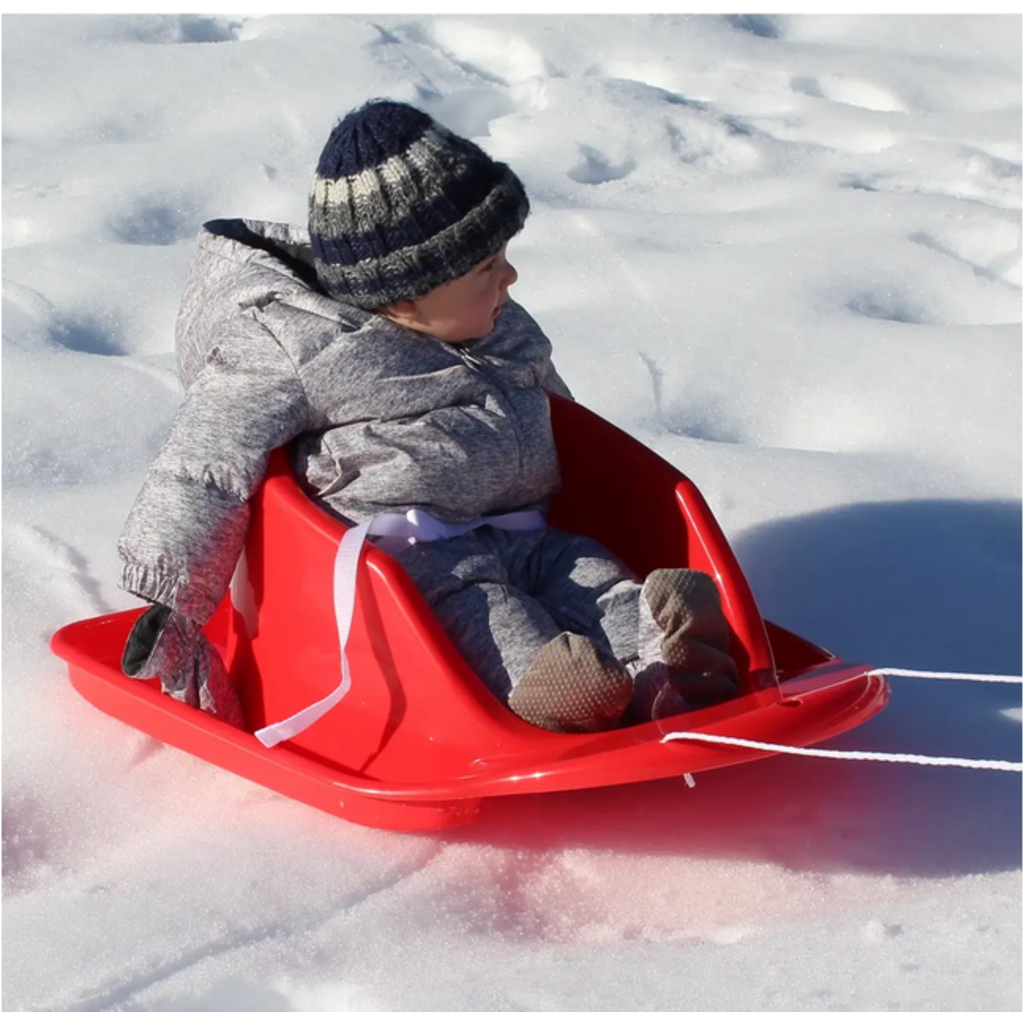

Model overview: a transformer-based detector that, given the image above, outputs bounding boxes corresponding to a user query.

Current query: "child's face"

[390,246,519,344]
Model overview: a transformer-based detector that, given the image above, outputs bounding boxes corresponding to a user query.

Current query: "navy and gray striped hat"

[308,100,529,310]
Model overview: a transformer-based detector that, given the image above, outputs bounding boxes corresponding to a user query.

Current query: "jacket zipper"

[453,345,528,485]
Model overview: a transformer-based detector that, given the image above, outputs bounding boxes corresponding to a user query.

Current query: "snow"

[2,12,1020,1012]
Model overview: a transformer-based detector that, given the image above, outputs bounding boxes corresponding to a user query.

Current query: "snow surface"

[2,12,1021,1012]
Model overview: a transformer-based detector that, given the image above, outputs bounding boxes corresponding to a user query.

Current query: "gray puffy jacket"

[118,218,573,624]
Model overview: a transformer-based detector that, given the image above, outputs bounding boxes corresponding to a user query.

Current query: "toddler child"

[118,99,738,734]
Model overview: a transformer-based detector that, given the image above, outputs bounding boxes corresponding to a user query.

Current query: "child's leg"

[511,526,643,665]
[630,568,740,719]
[394,527,737,729]
[393,530,561,696]
[392,530,631,731]
[516,529,738,720]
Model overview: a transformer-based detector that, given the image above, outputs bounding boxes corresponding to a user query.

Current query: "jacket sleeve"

[117,318,312,624]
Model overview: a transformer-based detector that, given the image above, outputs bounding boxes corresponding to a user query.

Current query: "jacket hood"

[176,218,371,388]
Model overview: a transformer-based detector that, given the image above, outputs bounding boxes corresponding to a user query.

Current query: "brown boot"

[508,632,633,733]
[632,568,740,717]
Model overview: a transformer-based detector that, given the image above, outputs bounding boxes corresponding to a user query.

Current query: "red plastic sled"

[51,396,889,831]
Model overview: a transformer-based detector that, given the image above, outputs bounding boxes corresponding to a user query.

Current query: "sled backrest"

[546,395,775,689]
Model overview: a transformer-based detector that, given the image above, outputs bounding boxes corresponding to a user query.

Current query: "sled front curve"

[51,396,890,831]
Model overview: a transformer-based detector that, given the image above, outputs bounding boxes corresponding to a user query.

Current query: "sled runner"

[51,396,889,831]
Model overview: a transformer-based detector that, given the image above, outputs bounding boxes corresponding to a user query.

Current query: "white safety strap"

[367,507,545,544]
[254,519,371,747]
[254,508,545,747]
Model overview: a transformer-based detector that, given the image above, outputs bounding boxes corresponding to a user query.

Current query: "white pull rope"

[870,668,1022,684]
[664,663,1022,773]
[659,731,1022,773]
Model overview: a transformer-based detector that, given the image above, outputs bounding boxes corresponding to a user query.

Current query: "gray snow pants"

[392,525,642,701]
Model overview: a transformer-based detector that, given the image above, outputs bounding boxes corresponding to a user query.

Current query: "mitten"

[122,603,245,728]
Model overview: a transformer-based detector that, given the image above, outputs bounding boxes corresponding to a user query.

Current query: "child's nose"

[502,260,518,289]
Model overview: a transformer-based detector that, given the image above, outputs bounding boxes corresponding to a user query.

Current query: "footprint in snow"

[420,18,555,85]
[791,74,908,114]
[127,15,248,45]
[723,13,785,39]
[107,194,198,247]
[568,144,635,185]
[394,19,554,89]
[48,313,123,357]
[845,288,927,325]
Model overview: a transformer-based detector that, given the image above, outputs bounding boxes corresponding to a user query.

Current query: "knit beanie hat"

[308,100,529,309]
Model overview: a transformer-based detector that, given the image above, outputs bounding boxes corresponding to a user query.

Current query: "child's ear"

[381,298,419,325]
